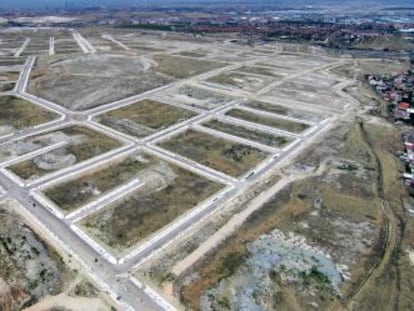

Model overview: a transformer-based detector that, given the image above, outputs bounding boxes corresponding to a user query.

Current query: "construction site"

[0,26,412,311]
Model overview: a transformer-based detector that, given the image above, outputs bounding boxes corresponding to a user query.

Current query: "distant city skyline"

[0,0,412,10]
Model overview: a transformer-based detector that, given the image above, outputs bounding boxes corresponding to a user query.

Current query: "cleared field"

[203,119,292,148]
[244,100,326,122]
[54,37,81,55]
[151,54,225,79]
[235,65,286,78]
[165,85,234,110]
[80,160,223,253]
[96,99,197,138]
[175,50,209,58]
[265,87,344,109]
[158,129,268,177]
[278,80,338,96]
[29,54,174,111]
[0,95,59,132]
[206,71,273,93]
[177,122,387,311]
[8,126,122,180]
[255,61,298,74]
[226,108,310,133]
[43,152,160,212]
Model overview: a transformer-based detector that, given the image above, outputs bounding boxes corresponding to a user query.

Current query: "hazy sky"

[0,0,410,10]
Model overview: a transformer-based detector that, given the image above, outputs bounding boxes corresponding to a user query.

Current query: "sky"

[0,0,410,10]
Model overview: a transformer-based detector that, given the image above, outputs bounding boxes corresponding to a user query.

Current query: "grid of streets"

[0,30,357,311]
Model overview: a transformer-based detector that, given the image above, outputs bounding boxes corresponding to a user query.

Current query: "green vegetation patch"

[0,95,59,131]
[226,108,310,133]
[159,129,268,177]
[203,119,292,148]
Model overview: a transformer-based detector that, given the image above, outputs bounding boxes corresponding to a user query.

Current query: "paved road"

[0,38,350,310]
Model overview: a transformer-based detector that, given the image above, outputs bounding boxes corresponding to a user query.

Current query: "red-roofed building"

[399,102,410,110]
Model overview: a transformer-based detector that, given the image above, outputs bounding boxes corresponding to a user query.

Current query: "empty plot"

[159,129,268,177]
[226,108,310,133]
[95,99,197,138]
[235,65,287,78]
[203,119,292,148]
[266,87,344,109]
[29,54,174,111]
[54,37,81,55]
[0,57,26,66]
[165,85,234,110]
[0,95,59,136]
[276,53,336,67]
[296,72,339,87]
[175,50,209,58]
[254,61,299,74]
[79,159,223,253]
[0,71,20,82]
[0,82,15,92]
[278,80,338,96]
[86,36,123,53]
[43,151,161,213]
[7,126,122,181]
[206,71,273,93]
[151,54,225,79]
[244,100,327,123]
[167,85,234,110]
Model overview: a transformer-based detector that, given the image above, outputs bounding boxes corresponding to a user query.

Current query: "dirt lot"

[0,201,115,311]
[202,119,292,148]
[244,100,327,123]
[226,108,310,133]
[95,99,197,138]
[80,160,223,254]
[28,54,174,111]
[44,152,159,213]
[159,129,268,177]
[151,54,225,79]
[8,126,122,181]
[234,65,286,78]
[175,117,401,311]
[0,200,68,311]
[206,71,274,93]
[164,85,234,110]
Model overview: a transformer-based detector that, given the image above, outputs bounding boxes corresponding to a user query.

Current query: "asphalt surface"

[0,36,348,310]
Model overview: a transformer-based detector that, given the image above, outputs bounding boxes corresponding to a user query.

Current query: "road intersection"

[0,38,354,310]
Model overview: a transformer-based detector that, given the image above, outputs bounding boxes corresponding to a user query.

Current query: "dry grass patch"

[226,108,310,133]
[96,99,197,138]
[80,161,223,252]
[159,129,268,177]
[203,119,292,148]
[9,126,122,180]
[43,152,159,212]
[152,54,225,79]
[0,95,59,131]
